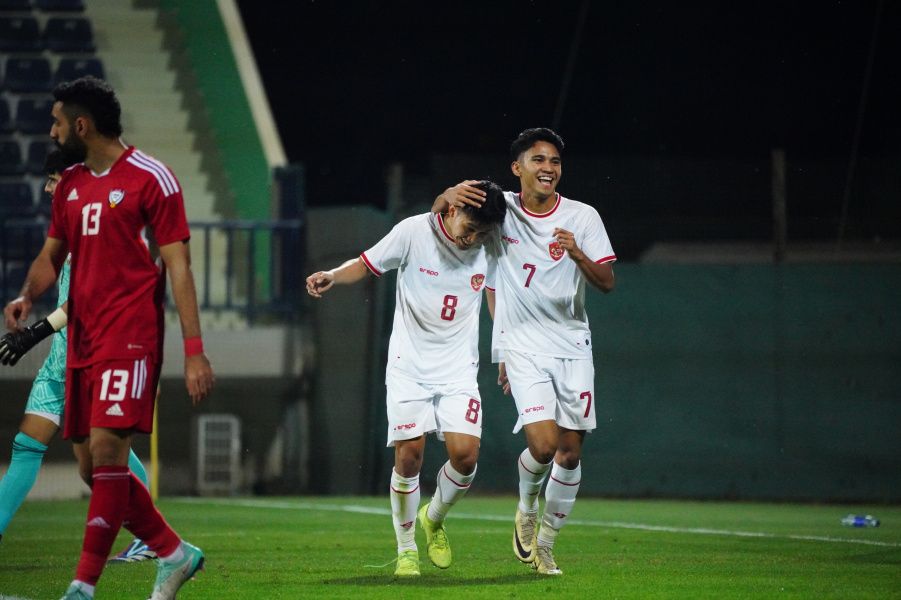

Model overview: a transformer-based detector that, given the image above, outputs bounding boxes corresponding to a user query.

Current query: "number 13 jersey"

[491,191,616,362]
[361,212,495,384]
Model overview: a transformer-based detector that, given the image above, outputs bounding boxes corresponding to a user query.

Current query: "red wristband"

[184,337,204,357]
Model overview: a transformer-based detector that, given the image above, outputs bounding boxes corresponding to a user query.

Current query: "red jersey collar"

[84,145,135,177]
[436,213,456,243]
[518,192,561,218]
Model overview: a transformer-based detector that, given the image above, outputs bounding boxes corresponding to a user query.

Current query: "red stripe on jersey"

[518,193,561,218]
[595,255,617,264]
[360,252,381,277]
[436,213,455,242]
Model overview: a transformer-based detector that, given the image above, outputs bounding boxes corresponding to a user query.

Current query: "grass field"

[1,496,899,599]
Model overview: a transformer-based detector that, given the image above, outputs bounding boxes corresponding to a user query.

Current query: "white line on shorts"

[174,497,901,549]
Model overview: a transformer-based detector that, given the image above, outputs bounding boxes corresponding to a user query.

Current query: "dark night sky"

[238,1,900,207]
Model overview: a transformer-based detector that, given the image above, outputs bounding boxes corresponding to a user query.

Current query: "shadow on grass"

[323,573,556,587]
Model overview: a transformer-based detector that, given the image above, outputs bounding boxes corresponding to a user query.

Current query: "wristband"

[184,337,204,357]
[46,307,68,332]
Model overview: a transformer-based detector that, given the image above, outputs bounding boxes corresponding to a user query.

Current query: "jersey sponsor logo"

[67,188,79,201]
[524,405,545,414]
[108,189,126,208]
[105,402,125,417]
[548,241,565,261]
[394,422,416,431]
[419,267,439,277]
[471,273,485,291]
[502,234,520,244]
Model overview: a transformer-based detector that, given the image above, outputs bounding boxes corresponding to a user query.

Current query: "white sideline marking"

[174,498,901,549]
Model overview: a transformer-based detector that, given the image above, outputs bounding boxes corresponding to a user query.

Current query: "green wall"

[373,264,901,502]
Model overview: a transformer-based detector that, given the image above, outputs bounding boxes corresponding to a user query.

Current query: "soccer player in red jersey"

[2,76,214,600]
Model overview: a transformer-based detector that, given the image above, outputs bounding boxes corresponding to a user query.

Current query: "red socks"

[75,466,130,585]
[122,473,180,558]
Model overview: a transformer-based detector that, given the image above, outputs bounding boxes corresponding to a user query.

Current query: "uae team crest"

[470,274,485,291]
[108,189,126,208]
[548,241,565,261]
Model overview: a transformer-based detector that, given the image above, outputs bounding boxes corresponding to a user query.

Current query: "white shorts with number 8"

[504,349,596,434]
[385,374,482,446]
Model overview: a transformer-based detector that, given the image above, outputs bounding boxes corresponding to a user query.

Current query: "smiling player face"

[445,207,492,250]
[512,140,562,201]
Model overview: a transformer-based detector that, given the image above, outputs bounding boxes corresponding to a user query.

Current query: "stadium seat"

[0,98,13,133]
[0,16,42,52]
[15,97,53,134]
[4,57,53,92]
[43,16,94,52]
[26,138,55,174]
[0,181,33,216]
[35,0,83,11]
[0,138,24,175]
[0,0,33,11]
[54,57,104,85]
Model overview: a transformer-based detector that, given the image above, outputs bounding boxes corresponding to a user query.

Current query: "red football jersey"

[48,146,190,367]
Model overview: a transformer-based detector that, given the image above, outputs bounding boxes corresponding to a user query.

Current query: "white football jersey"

[362,212,494,383]
[491,191,616,361]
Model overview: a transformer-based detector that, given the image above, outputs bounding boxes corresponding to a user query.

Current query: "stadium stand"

[0,181,33,215]
[0,138,25,175]
[0,98,13,132]
[0,16,42,52]
[53,56,103,84]
[14,97,53,133]
[35,0,84,11]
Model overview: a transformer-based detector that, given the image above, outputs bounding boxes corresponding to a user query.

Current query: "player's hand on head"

[3,296,31,332]
[185,353,214,405]
[444,180,486,209]
[498,362,511,395]
[305,271,335,298]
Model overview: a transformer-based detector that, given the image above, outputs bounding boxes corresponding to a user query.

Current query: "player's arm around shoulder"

[305,257,370,299]
[159,239,214,405]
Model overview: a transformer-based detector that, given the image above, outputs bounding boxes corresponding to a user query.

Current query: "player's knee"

[449,447,479,475]
[555,448,581,469]
[529,443,556,465]
[395,447,424,477]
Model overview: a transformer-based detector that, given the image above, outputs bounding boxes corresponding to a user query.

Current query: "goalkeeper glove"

[0,319,56,366]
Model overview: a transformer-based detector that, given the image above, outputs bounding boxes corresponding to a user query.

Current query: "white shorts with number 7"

[385,374,482,446]
[504,350,596,434]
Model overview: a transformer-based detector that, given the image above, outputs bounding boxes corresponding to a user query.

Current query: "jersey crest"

[548,241,565,261]
[471,274,485,291]
[108,189,125,208]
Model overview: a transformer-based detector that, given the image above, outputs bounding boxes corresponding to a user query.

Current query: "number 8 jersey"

[361,212,495,384]
[491,191,616,362]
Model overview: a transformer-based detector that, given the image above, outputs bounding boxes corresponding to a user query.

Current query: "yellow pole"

[150,385,160,502]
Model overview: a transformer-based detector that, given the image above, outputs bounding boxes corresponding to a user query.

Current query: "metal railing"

[0,219,305,323]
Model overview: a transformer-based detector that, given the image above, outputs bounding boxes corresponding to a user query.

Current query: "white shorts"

[504,349,596,434]
[385,374,483,447]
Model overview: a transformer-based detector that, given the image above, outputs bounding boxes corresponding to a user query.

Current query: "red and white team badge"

[471,274,485,291]
[548,241,565,261]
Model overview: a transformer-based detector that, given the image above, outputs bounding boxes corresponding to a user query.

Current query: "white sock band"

[390,469,420,552]
[428,461,476,523]
[518,448,551,513]
[539,462,582,547]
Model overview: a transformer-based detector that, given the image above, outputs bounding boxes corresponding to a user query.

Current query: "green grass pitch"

[1,496,899,599]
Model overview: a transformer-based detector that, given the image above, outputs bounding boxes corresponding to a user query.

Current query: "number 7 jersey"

[361,212,495,384]
[491,191,616,362]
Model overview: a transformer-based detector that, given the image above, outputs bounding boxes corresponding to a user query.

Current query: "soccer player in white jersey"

[305,181,507,577]
[434,128,616,576]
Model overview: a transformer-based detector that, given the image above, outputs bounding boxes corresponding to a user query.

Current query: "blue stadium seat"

[43,16,94,52]
[15,97,53,134]
[4,57,53,92]
[0,181,33,216]
[35,0,83,11]
[0,16,42,52]
[0,98,13,133]
[26,138,55,174]
[0,138,24,175]
[54,57,104,85]
[0,0,33,11]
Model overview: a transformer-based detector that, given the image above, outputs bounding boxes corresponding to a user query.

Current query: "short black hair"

[460,180,506,227]
[43,149,74,175]
[52,76,123,138]
[510,127,564,162]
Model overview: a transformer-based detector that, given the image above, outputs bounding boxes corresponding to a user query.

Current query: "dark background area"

[238,2,899,200]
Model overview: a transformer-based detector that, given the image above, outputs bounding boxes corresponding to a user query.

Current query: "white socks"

[517,449,552,514]
[427,461,476,524]
[389,469,420,552]
[538,461,581,548]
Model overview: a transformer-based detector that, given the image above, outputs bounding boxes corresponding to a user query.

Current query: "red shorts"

[63,356,160,439]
